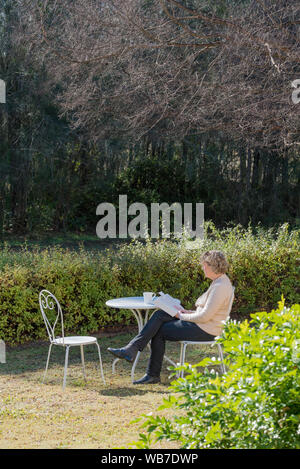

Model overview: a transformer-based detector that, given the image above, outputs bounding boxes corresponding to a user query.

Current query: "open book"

[153,291,182,317]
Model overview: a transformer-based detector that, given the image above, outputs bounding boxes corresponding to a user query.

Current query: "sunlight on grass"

[0,332,218,449]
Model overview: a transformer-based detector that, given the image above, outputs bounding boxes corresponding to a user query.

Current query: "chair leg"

[63,345,70,390]
[80,345,87,381]
[112,357,119,374]
[217,343,225,374]
[43,343,53,383]
[95,342,106,385]
[178,343,183,378]
[180,343,187,379]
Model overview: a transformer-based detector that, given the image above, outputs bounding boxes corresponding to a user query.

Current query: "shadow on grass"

[100,384,168,397]
[0,331,218,396]
[0,332,137,375]
[0,340,106,375]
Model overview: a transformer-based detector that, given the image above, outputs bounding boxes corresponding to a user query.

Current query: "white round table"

[105,296,157,333]
[105,296,176,382]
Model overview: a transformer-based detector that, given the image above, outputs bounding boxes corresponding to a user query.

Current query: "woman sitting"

[108,250,234,384]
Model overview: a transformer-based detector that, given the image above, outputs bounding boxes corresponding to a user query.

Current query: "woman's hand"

[174,307,191,319]
[174,305,194,318]
[176,307,190,314]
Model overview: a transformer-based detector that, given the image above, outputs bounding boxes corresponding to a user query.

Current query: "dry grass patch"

[0,332,217,449]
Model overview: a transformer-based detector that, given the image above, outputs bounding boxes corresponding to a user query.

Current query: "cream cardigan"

[178,274,234,337]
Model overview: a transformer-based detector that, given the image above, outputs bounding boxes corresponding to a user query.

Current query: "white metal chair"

[176,287,235,378]
[39,289,106,389]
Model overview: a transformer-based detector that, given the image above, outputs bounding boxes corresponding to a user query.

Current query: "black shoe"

[107,346,138,363]
[133,374,161,385]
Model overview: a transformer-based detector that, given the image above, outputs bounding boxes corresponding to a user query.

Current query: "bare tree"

[17,0,300,149]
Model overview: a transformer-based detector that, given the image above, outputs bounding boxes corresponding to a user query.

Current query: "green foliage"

[113,153,186,206]
[132,299,300,449]
[0,222,299,345]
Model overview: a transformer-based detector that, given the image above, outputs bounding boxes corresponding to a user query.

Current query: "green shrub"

[0,222,299,345]
[132,299,300,449]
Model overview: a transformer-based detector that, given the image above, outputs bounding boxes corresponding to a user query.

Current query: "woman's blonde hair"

[200,250,229,274]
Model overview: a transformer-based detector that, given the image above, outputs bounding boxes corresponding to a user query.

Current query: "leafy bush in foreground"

[133,299,300,449]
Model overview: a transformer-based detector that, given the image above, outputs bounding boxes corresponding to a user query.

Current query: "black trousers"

[128,309,215,377]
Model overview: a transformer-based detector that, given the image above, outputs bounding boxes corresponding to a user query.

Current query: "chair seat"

[53,336,98,346]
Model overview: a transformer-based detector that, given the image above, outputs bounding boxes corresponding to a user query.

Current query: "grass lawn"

[0,331,219,449]
[0,232,130,252]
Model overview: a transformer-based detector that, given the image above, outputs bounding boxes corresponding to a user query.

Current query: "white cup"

[143,292,155,304]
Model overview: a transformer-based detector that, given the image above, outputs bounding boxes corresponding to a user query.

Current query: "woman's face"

[202,261,216,280]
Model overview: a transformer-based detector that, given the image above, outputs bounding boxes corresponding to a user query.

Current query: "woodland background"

[0,0,299,236]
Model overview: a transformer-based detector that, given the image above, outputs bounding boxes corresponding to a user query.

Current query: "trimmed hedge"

[0,223,299,345]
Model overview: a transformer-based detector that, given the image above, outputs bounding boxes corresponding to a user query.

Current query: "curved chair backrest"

[39,290,64,344]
